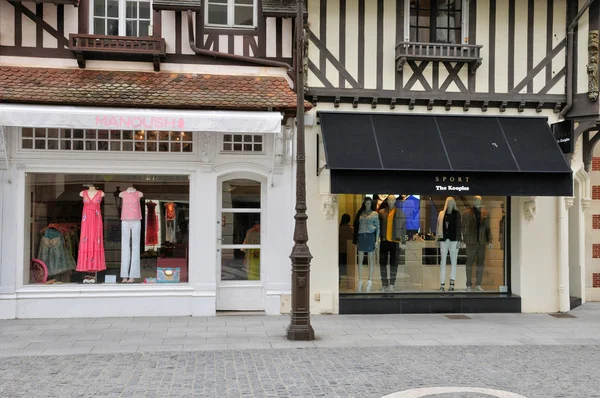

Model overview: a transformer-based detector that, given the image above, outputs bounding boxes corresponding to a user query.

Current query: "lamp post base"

[286,323,315,341]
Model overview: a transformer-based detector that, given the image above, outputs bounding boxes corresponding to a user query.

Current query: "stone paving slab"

[0,303,599,356]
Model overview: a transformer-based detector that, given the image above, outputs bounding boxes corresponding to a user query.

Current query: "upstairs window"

[206,0,255,28]
[92,0,152,36]
[406,0,468,44]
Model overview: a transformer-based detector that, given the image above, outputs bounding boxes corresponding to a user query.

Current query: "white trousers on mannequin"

[121,220,141,278]
[439,239,459,284]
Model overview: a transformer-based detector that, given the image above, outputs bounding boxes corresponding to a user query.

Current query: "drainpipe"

[557,197,570,312]
[560,0,596,118]
[185,11,295,84]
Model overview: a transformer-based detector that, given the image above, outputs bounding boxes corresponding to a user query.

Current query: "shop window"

[220,179,261,281]
[408,0,467,44]
[20,128,193,153]
[338,194,507,294]
[92,0,152,36]
[206,0,255,28]
[24,173,190,285]
[221,134,263,153]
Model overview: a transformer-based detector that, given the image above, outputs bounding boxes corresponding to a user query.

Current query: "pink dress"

[76,190,106,272]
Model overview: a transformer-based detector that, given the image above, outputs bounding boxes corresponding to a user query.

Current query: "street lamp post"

[286,0,314,341]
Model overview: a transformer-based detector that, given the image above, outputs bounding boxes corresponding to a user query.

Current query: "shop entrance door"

[216,177,265,311]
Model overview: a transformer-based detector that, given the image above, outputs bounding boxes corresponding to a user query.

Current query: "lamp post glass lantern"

[286,0,315,341]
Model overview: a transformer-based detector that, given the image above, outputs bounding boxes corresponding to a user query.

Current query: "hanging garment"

[165,202,177,242]
[77,190,106,272]
[145,202,159,245]
[37,228,76,276]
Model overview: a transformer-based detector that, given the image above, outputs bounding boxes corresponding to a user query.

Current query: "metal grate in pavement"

[549,313,577,318]
[445,315,472,320]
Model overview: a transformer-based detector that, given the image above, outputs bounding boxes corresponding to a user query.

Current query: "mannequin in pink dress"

[77,185,106,283]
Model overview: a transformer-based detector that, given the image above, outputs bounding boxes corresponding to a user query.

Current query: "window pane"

[61,129,72,138]
[98,141,109,151]
[47,140,58,150]
[94,18,106,35]
[222,179,261,209]
[159,142,169,152]
[234,5,253,26]
[126,1,137,18]
[418,28,430,42]
[35,140,45,150]
[254,135,262,143]
[221,248,260,281]
[159,131,169,141]
[73,129,84,139]
[337,194,507,295]
[35,128,46,138]
[94,0,105,17]
[208,4,228,25]
[24,173,190,284]
[126,20,138,37]
[61,140,71,150]
[86,130,97,139]
[123,131,133,140]
[86,141,96,150]
[110,141,121,151]
[98,130,109,140]
[139,21,150,36]
[182,132,192,142]
[107,0,119,17]
[182,143,193,152]
[123,142,133,151]
[22,139,33,149]
[254,144,262,152]
[209,0,227,4]
[22,128,33,138]
[171,142,181,152]
[235,0,253,5]
[107,18,119,35]
[147,142,157,152]
[139,1,151,18]
[221,212,260,245]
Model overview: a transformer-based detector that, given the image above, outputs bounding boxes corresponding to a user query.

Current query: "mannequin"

[463,195,492,291]
[352,197,380,292]
[436,197,462,291]
[119,186,144,283]
[76,184,106,282]
[165,202,177,243]
[378,195,406,292]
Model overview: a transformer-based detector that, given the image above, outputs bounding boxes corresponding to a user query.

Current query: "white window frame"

[205,0,257,29]
[403,0,469,44]
[90,0,153,37]
[219,133,265,154]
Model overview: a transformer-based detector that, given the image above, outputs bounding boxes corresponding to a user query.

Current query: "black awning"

[318,112,573,196]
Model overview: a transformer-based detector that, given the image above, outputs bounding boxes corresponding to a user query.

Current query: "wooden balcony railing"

[69,34,167,71]
[395,41,483,74]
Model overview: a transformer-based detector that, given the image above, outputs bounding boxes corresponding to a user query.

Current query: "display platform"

[339,293,521,314]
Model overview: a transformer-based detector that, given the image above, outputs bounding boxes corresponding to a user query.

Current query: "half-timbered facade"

[0,0,308,318]
[304,0,600,315]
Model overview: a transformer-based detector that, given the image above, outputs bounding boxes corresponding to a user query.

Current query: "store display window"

[338,194,507,294]
[24,173,190,285]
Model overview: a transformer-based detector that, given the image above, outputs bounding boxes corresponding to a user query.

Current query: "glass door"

[217,178,264,310]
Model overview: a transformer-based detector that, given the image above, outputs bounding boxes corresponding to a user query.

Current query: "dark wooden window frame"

[398,0,481,75]
[409,0,462,45]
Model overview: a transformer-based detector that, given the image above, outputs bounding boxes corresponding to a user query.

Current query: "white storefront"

[0,104,297,319]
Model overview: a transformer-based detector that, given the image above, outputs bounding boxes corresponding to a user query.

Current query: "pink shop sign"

[96,116,185,130]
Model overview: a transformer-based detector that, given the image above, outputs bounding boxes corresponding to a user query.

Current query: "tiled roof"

[262,0,307,17]
[0,66,309,112]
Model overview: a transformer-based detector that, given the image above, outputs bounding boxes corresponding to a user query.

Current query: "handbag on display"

[157,267,180,283]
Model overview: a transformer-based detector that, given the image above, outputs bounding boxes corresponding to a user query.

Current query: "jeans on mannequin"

[439,239,459,285]
[121,220,141,278]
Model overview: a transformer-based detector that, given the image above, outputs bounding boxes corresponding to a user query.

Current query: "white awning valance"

[0,104,283,133]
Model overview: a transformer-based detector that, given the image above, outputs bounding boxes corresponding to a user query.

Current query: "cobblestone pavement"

[0,345,598,397]
[0,304,599,397]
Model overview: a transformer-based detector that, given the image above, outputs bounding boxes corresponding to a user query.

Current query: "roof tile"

[0,66,311,112]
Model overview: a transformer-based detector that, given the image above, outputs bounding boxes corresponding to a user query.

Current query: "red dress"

[76,190,106,272]
[145,202,159,245]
